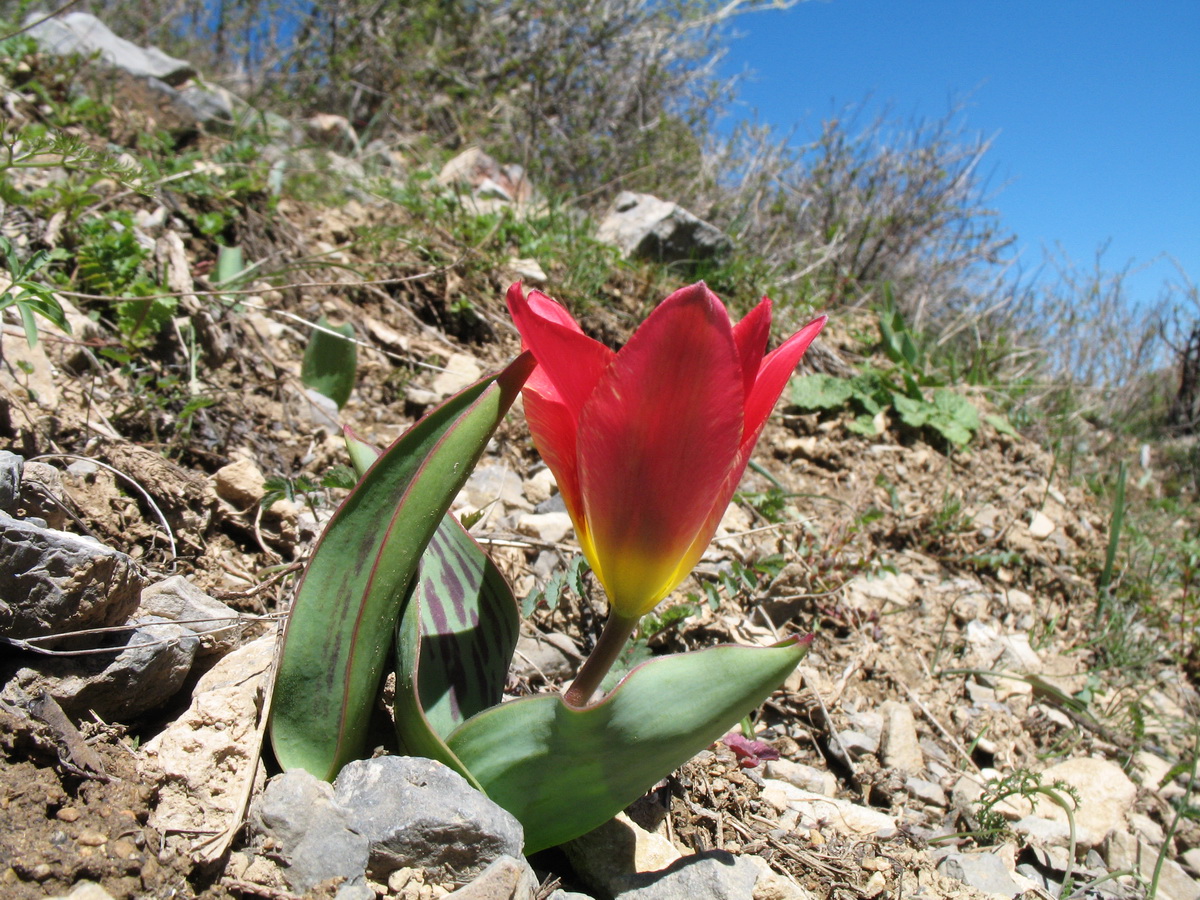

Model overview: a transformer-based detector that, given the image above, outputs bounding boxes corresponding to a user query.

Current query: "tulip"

[507,281,826,705]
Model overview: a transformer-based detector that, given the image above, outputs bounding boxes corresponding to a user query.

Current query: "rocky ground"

[2,14,1199,900]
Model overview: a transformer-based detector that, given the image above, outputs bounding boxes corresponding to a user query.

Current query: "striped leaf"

[393,513,519,788]
[269,352,535,780]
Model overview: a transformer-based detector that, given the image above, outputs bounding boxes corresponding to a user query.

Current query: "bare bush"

[692,106,1016,331]
[70,0,794,197]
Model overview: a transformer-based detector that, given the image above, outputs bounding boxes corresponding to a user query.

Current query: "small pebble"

[77,830,107,847]
[56,807,81,823]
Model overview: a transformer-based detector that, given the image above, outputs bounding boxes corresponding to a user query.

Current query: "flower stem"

[563,612,640,708]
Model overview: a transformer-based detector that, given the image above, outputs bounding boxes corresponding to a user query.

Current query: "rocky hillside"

[1,14,1197,900]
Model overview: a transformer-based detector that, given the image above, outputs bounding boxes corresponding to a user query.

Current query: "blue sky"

[716,0,1199,305]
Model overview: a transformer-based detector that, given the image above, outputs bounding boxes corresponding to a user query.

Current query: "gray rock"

[4,617,198,720]
[0,512,146,641]
[904,777,947,807]
[251,769,369,893]
[937,851,1023,898]
[0,450,20,510]
[333,756,524,882]
[511,631,580,682]
[619,852,763,900]
[26,12,195,84]
[138,575,243,656]
[446,855,539,900]
[835,728,878,759]
[596,192,731,264]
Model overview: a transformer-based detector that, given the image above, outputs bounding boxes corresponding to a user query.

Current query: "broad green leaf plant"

[269,282,825,853]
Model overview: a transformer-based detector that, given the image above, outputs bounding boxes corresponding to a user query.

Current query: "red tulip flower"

[507,282,826,704]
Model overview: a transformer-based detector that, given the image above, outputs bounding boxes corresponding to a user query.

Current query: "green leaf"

[985,413,1019,438]
[892,393,930,428]
[393,513,519,788]
[847,414,881,435]
[447,635,812,853]
[302,316,357,409]
[269,352,535,780]
[790,373,853,410]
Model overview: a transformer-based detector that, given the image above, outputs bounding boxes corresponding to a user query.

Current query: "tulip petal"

[742,315,828,451]
[667,315,828,589]
[506,283,613,415]
[522,391,586,531]
[575,285,744,616]
[731,297,772,400]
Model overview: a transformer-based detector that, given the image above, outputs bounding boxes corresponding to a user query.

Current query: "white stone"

[214,457,266,507]
[1133,750,1174,790]
[1157,857,1200,900]
[880,700,924,774]
[760,780,896,837]
[523,467,558,505]
[430,352,483,397]
[517,512,573,544]
[506,258,547,285]
[843,572,918,612]
[1028,511,1056,540]
[142,633,276,850]
[1035,757,1136,848]
[763,759,837,796]
[563,813,682,896]
[745,856,818,900]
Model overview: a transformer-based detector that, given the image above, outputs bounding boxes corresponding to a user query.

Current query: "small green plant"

[71,212,176,347]
[521,553,591,617]
[262,466,356,518]
[790,294,997,448]
[974,770,1080,892]
[0,236,71,356]
[697,555,787,612]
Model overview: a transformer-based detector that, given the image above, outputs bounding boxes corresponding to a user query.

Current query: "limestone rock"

[138,575,244,657]
[0,513,142,643]
[251,768,370,893]
[523,467,558,505]
[432,352,484,398]
[5,616,197,720]
[596,192,731,264]
[517,511,573,544]
[762,759,837,796]
[446,855,539,900]
[438,148,536,214]
[879,700,924,774]
[0,450,20,511]
[1036,757,1136,847]
[1028,511,1056,540]
[213,458,266,508]
[760,780,896,837]
[333,756,524,882]
[511,631,580,682]
[26,12,196,84]
[144,633,275,845]
[843,572,918,613]
[937,851,1024,898]
[563,813,682,895]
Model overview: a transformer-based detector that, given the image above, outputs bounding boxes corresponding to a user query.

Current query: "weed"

[522,553,591,618]
[0,236,71,357]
